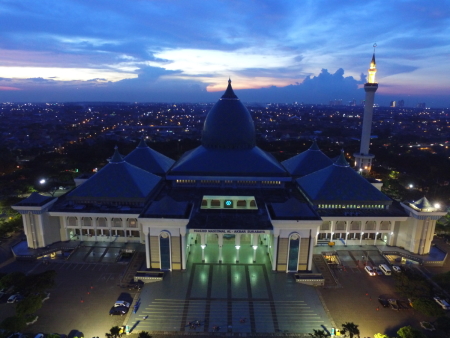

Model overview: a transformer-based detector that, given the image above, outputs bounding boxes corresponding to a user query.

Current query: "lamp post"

[252,245,258,263]
[235,245,240,263]
[201,244,206,262]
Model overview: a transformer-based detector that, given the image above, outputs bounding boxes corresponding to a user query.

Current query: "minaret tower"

[354,44,378,173]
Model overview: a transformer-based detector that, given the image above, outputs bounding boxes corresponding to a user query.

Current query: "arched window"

[159,231,171,270]
[82,217,92,227]
[287,233,300,272]
[68,217,77,227]
[97,218,107,227]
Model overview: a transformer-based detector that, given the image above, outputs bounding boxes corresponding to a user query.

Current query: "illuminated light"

[235,245,240,250]
[252,246,258,250]
[40,179,46,184]
[201,245,206,249]
[434,203,440,209]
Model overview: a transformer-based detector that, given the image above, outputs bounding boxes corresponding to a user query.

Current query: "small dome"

[201,80,255,149]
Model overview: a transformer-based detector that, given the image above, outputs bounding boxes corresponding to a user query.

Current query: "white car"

[392,265,402,273]
[433,297,450,310]
[365,266,376,276]
[7,294,19,303]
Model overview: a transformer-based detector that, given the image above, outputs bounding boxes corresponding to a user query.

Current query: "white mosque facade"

[12,57,446,272]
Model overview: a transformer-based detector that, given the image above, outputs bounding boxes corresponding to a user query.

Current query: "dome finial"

[334,149,350,167]
[110,146,124,163]
[221,78,238,99]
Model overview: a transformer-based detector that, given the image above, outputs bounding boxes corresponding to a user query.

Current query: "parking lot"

[318,248,431,338]
[0,260,134,338]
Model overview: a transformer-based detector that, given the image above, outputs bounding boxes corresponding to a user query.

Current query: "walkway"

[125,243,334,335]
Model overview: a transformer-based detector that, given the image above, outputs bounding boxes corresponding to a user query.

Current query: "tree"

[374,334,389,338]
[309,329,330,338]
[341,322,360,338]
[412,298,445,317]
[397,326,426,338]
[16,294,43,317]
[0,316,27,332]
[106,326,123,338]
[0,272,26,289]
[137,332,151,338]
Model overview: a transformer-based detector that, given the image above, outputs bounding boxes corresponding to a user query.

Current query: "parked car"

[364,266,376,276]
[433,297,450,310]
[388,299,399,310]
[7,294,22,303]
[374,267,383,275]
[110,306,129,316]
[378,297,389,308]
[392,265,402,273]
[34,333,44,338]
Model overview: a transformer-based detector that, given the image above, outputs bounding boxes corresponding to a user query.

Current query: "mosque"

[12,54,445,272]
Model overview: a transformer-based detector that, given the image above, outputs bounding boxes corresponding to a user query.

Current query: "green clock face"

[224,200,233,208]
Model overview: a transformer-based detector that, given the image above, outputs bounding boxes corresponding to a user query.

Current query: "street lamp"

[40,179,46,184]
[201,244,206,262]
[434,203,441,210]
[252,245,258,263]
[235,245,240,263]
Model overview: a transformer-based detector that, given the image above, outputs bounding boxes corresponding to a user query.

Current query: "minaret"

[354,45,378,173]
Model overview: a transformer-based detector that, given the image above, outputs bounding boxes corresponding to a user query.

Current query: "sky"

[0,0,449,107]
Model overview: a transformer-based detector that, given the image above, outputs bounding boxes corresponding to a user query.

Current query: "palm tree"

[138,332,152,338]
[341,322,360,338]
[309,329,330,338]
[105,326,123,338]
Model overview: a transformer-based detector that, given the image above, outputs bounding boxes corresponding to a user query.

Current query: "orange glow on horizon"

[0,86,21,91]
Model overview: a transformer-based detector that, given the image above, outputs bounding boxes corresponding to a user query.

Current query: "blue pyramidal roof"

[123,138,175,176]
[296,152,391,204]
[282,140,333,177]
[67,147,161,201]
[169,145,288,176]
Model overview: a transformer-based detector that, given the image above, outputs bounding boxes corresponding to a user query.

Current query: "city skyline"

[0,0,449,106]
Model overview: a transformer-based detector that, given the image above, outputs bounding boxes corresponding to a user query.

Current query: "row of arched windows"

[67,217,138,228]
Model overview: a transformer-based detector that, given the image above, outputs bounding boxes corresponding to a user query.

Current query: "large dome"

[201,80,255,149]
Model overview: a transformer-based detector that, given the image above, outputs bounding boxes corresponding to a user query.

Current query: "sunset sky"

[1,0,449,106]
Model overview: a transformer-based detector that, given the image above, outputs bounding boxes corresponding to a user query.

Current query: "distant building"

[417,102,426,109]
[390,101,396,107]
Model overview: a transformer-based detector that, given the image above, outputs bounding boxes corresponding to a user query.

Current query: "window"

[68,217,77,227]
[211,200,220,207]
[237,200,246,207]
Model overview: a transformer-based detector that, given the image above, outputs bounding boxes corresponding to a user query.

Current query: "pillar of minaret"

[354,50,378,173]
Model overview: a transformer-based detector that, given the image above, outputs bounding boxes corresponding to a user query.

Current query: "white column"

[330,221,334,241]
[308,235,314,270]
[181,230,186,270]
[122,218,127,241]
[144,227,150,269]
[107,218,112,242]
[38,213,46,247]
[218,234,223,263]
[92,218,97,241]
[235,234,241,263]
[77,217,82,241]
[360,232,364,246]
[345,232,349,245]
[272,233,279,271]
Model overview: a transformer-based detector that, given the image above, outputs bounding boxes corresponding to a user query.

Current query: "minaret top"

[367,44,377,84]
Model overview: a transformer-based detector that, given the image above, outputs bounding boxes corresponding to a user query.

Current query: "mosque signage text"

[191,229,270,234]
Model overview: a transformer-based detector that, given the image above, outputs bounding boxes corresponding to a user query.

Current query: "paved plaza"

[126,243,334,335]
